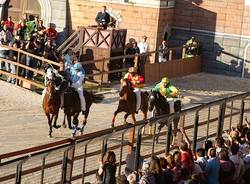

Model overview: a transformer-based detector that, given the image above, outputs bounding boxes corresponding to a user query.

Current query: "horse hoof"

[53,125,61,129]
[62,124,66,128]
[68,126,73,130]
[111,123,114,128]
[48,135,52,138]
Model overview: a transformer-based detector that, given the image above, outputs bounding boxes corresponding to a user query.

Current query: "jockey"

[153,77,179,98]
[123,67,145,112]
[70,62,86,116]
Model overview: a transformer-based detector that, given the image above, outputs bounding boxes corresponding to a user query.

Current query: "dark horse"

[42,80,61,138]
[60,81,104,136]
[148,90,182,143]
[112,79,148,127]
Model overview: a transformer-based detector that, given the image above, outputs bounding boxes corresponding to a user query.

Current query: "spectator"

[4,16,14,34]
[204,140,213,158]
[25,36,39,79]
[126,173,136,184]
[195,148,207,170]
[172,151,183,183]
[124,41,140,68]
[45,23,58,44]
[230,143,245,183]
[98,151,117,184]
[215,137,225,156]
[43,39,60,61]
[139,158,158,184]
[158,40,168,63]
[137,36,149,76]
[243,144,250,183]
[16,20,26,40]
[219,148,235,184]
[159,157,173,184]
[165,153,175,171]
[184,36,198,58]
[95,6,110,29]
[205,148,220,184]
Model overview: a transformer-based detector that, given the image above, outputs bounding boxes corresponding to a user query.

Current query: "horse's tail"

[91,92,104,103]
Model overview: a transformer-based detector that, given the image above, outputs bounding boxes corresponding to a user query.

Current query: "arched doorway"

[6,0,41,22]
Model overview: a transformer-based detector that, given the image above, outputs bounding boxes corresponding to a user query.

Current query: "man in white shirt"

[137,36,149,76]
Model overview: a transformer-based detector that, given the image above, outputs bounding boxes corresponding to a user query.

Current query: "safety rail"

[0,43,200,88]
[0,92,249,183]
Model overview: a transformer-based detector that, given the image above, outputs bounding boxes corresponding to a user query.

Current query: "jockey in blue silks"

[70,61,86,116]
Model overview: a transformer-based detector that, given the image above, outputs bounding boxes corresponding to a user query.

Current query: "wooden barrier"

[144,55,202,84]
[0,44,201,89]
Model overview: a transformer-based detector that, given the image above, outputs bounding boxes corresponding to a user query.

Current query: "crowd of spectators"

[0,14,60,83]
[95,119,250,184]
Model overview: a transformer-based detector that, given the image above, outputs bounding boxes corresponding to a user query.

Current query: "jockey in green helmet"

[152,77,179,98]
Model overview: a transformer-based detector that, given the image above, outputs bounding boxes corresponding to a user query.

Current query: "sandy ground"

[0,72,250,154]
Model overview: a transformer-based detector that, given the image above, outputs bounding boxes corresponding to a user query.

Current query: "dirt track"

[1,73,250,154]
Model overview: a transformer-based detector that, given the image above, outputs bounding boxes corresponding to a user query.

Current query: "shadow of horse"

[148,91,182,144]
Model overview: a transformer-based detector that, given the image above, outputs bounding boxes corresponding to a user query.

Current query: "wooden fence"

[0,44,201,90]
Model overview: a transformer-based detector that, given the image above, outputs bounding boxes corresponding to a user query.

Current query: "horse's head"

[46,80,56,99]
[148,90,157,112]
[119,78,133,97]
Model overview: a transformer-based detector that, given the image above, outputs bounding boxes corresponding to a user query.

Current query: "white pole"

[242,42,250,78]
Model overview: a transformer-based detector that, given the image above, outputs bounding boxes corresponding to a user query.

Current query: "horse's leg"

[123,113,130,125]
[128,113,136,153]
[72,112,80,137]
[112,109,120,128]
[62,113,67,128]
[80,109,89,135]
[46,114,53,138]
[53,113,61,129]
[156,121,164,143]
[67,114,72,129]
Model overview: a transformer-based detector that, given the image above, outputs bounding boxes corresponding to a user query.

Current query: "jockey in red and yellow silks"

[123,67,144,112]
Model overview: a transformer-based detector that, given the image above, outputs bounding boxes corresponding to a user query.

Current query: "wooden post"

[182,47,186,59]
[100,58,105,85]
[16,50,20,86]
[168,49,173,61]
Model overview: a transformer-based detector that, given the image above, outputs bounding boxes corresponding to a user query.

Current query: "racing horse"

[148,90,182,143]
[112,78,148,127]
[42,80,61,138]
[60,81,104,136]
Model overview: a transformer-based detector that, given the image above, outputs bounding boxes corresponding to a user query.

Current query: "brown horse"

[42,80,61,138]
[60,81,104,136]
[112,79,148,127]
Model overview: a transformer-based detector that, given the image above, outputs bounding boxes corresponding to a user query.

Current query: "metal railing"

[0,92,250,183]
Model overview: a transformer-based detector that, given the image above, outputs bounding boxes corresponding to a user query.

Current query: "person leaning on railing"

[158,40,168,63]
[98,151,117,184]
[184,36,198,58]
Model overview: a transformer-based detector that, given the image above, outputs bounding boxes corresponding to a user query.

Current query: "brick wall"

[171,0,250,76]
[67,0,174,53]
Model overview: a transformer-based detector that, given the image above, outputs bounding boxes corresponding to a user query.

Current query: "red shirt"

[181,149,194,172]
[46,28,58,40]
[4,20,14,33]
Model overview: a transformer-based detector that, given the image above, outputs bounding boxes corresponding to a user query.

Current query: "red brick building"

[2,0,250,76]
